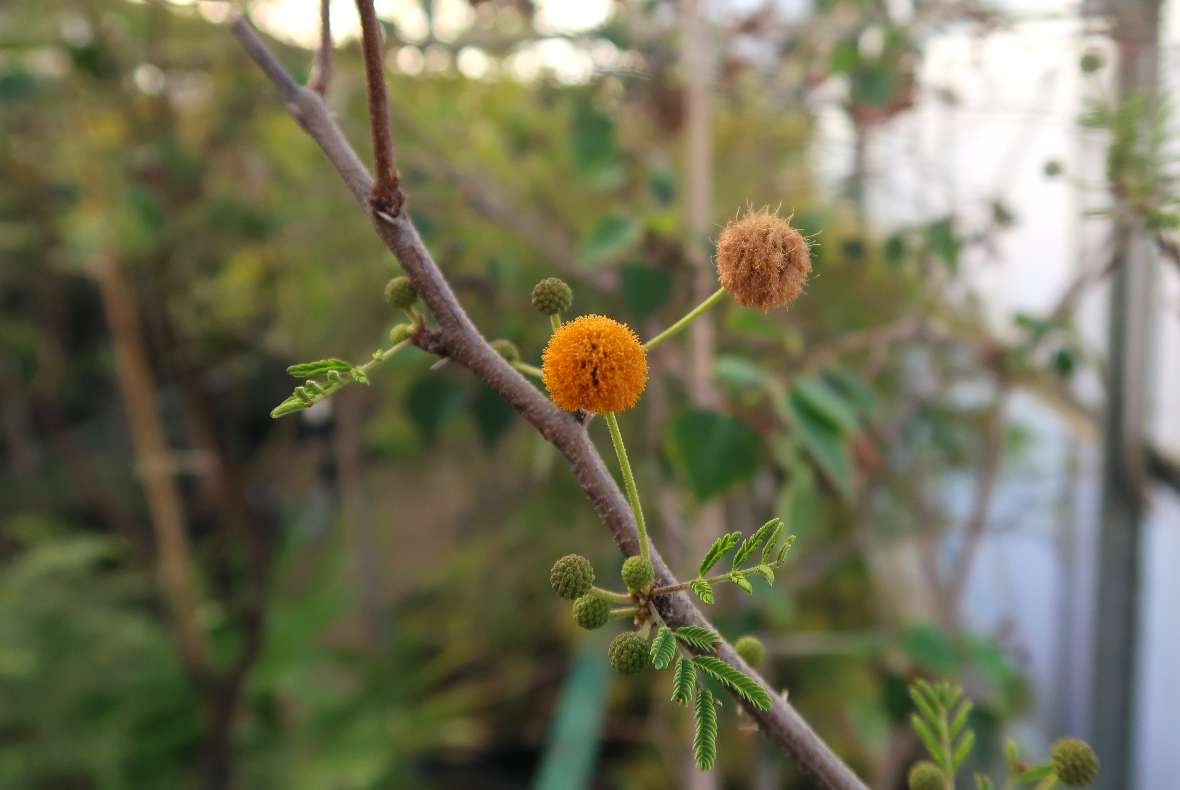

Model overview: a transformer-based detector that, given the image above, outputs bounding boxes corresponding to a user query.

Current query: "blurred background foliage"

[3,0,1170,788]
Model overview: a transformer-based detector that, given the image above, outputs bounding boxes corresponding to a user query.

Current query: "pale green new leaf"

[952,731,975,769]
[732,518,780,569]
[949,699,973,738]
[286,358,353,377]
[754,564,775,585]
[671,657,696,706]
[775,534,797,565]
[674,626,721,650]
[911,714,944,764]
[692,655,772,710]
[974,774,994,790]
[698,532,741,576]
[731,572,753,595]
[689,578,714,605]
[760,519,785,565]
[693,687,718,771]
[650,627,677,670]
[1016,764,1053,783]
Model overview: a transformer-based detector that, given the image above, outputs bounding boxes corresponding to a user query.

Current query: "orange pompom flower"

[542,315,648,413]
[715,208,811,311]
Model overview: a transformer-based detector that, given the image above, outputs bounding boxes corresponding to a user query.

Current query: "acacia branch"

[354,0,402,215]
[308,0,332,95]
[228,18,867,790]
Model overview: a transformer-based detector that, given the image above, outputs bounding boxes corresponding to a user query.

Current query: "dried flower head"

[531,277,573,316]
[1051,738,1099,787]
[541,315,648,413]
[715,209,810,311]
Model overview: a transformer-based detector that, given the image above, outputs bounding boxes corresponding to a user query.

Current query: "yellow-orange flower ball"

[715,209,811,311]
[542,315,647,413]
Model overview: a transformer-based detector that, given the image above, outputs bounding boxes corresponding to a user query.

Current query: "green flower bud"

[384,275,418,309]
[1043,160,1064,178]
[1051,738,1099,787]
[531,277,572,316]
[620,555,654,593]
[608,631,647,675]
[572,594,611,630]
[906,761,943,790]
[491,339,521,363]
[1080,51,1104,74]
[734,635,765,668]
[389,324,414,344]
[549,554,594,600]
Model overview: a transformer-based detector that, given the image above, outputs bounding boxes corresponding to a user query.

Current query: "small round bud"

[734,635,766,668]
[572,594,611,630]
[389,324,414,344]
[1051,738,1099,787]
[1044,160,1064,178]
[608,632,648,675]
[620,556,654,593]
[715,209,811,311]
[491,339,521,363]
[549,554,595,600]
[906,761,944,790]
[1080,50,1104,74]
[531,277,573,316]
[384,275,418,309]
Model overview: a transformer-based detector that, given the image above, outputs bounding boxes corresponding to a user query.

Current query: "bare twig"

[308,0,332,95]
[228,18,867,790]
[354,0,403,215]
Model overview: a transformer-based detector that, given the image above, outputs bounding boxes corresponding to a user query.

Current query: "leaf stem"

[609,607,639,619]
[604,411,650,564]
[643,287,727,350]
[649,556,790,597]
[512,361,544,380]
[591,586,633,604]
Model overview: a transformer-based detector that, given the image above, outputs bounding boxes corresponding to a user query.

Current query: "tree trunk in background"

[1090,1,1160,787]
[680,1,722,788]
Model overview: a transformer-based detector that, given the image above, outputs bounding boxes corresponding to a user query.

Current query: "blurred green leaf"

[785,393,855,498]
[404,375,465,442]
[665,408,761,501]
[791,375,860,433]
[578,214,639,265]
[620,264,673,318]
[471,383,517,447]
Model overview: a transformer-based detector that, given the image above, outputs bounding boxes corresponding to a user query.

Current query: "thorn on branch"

[355,0,405,217]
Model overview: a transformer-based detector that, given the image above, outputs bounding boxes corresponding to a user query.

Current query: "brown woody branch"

[229,17,867,790]
[308,0,332,94]
[354,0,403,216]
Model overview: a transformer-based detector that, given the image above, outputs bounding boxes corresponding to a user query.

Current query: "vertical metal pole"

[1090,2,1160,787]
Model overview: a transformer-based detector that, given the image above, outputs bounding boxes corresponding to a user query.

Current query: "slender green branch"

[550,313,562,333]
[649,554,792,597]
[512,361,544,380]
[604,411,650,564]
[591,586,633,604]
[609,606,639,619]
[644,286,727,350]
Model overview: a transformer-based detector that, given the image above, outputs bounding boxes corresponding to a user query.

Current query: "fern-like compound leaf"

[953,730,976,769]
[671,657,696,706]
[698,532,741,577]
[689,578,714,605]
[693,687,718,771]
[760,519,785,565]
[674,626,721,650]
[650,627,677,670]
[911,714,944,764]
[732,518,780,569]
[286,358,353,377]
[730,572,754,595]
[692,655,772,710]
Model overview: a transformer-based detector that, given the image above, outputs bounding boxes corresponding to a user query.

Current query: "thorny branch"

[229,15,868,790]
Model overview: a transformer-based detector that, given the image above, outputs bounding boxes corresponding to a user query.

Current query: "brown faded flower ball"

[715,209,811,311]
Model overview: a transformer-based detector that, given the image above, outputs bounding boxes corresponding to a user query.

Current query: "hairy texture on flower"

[734,635,765,669]
[490,339,520,363]
[620,555,654,593]
[549,554,594,600]
[531,277,573,315]
[1051,738,1099,787]
[572,594,611,630]
[906,761,943,790]
[715,209,810,311]
[542,315,647,413]
[384,275,418,309]
[608,632,648,675]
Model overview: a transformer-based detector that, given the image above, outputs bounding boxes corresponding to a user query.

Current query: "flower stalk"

[644,286,728,350]
[604,411,650,564]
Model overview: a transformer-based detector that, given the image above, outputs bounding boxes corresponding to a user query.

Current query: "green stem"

[591,586,633,604]
[604,411,649,564]
[550,313,562,333]
[643,287,728,350]
[609,607,638,619]
[512,361,544,380]
[648,555,793,597]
